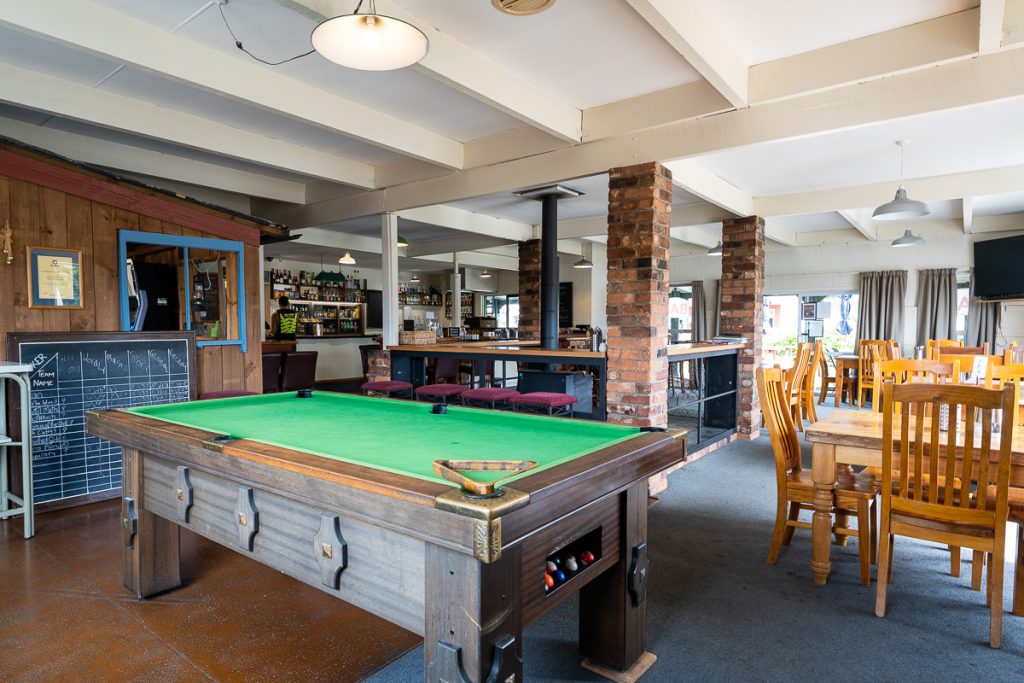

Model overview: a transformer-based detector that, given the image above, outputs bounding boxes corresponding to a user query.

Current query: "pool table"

[86,392,686,682]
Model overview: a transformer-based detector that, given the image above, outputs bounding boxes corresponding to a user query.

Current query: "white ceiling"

[0,0,1022,259]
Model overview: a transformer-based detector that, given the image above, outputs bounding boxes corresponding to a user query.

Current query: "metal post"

[540,193,559,350]
[381,213,399,347]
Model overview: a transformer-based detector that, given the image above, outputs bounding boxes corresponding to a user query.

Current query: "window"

[483,295,519,329]
[668,284,693,343]
[955,280,970,341]
[762,292,859,365]
[118,230,247,351]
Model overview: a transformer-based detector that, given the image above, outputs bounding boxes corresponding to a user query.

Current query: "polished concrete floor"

[0,502,420,682]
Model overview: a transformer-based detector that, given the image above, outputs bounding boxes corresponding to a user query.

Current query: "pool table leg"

[121,447,181,599]
[579,480,654,677]
[424,543,523,683]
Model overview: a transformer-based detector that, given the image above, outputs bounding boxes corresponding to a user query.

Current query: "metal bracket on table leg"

[628,542,649,608]
[121,496,138,550]
[313,513,348,589]
[428,635,519,683]
[174,466,193,523]
[234,486,259,551]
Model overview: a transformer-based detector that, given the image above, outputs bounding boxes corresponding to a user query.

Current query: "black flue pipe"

[540,193,559,349]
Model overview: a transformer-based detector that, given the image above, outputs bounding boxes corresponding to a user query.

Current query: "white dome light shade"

[872,186,930,221]
[707,241,723,256]
[311,13,428,71]
[890,229,925,248]
[338,252,356,265]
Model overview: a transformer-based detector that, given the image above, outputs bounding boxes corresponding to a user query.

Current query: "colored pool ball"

[545,560,557,574]
[580,551,596,566]
[552,569,566,585]
[544,573,555,589]
[564,557,579,572]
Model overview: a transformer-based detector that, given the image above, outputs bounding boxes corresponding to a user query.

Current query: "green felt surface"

[127,392,643,487]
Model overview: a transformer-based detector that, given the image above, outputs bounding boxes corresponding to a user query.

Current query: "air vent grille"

[492,0,556,16]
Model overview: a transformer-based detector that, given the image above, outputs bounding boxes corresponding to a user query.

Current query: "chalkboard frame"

[5,330,197,511]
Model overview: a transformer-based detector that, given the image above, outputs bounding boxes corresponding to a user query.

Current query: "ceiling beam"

[265,46,1024,226]
[405,235,515,258]
[756,164,1024,218]
[0,0,462,169]
[394,205,535,242]
[1006,0,1024,46]
[282,0,581,142]
[0,61,377,188]
[582,80,732,142]
[750,9,978,103]
[0,117,307,204]
[980,0,1007,52]
[962,197,975,234]
[669,227,718,249]
[763,219,799,247]
[836,209,879,241]
[663,159,752,216]
[556,202,734,239]
[625,0,748,108]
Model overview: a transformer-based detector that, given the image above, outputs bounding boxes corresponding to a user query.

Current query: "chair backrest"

[872,359,960,414]
[985,362,1024,426]
[782,342,811,399]
[261,352,283,394]
[881,381,1014,530]
[756,366,803,487]
[859,340,889,380]
[926,338,963,359]
[803,340,823,395]
[937,343,989,356]
[888,340,902,360]
[280,351,318,392]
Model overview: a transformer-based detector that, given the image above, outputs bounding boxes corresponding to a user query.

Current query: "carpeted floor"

[368,405,1024,682]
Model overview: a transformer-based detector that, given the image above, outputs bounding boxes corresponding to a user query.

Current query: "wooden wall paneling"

[66,196,94,332]
[244,244,262,393]
[11,180,42,332]
[196,344,223,395]
[39,187,70,333]
[90,203,118,330]
[0,176,14,342]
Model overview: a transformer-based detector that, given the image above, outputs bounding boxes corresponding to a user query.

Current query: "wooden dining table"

[832,353,859,407]
[805,409,1024,600]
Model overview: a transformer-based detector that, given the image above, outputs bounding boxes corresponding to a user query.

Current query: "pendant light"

[707,241,723,256]
[573,243,593,269]
[873,141,930,221]
[409,272,420,283]
[480,269,492,279]
[397,233,409,248]
[338,252,356,265]
[311,0,429,72]
[890,229,925,248]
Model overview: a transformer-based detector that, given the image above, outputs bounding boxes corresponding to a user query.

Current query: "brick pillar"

[367,349,391,383]
[605,162,672,428]
[719,216,765,438]
[518,239,541,341]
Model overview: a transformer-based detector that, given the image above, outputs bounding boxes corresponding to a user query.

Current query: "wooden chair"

[875,381,1016,648]
[926,338,963,360]
[817,350,836,405]
[871,359,960,414]
[756,366,878,586]
[778,342,811,432]
[938,343,990,356]
[985,362,1024,426]
[856,340,890,409]
[800,340,823,424]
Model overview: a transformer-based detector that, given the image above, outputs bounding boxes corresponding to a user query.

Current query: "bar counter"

[667,343,742,452]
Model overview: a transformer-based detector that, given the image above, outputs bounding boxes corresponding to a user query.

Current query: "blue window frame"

[117,230,247,352]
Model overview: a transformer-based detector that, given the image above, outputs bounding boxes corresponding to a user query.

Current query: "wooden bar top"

[387,343,605,360]
[667,342,746,358]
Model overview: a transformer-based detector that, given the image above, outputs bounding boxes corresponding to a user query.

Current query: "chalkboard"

[7,332,196,506]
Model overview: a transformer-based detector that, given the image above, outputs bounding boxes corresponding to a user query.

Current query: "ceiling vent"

[492,0,556,16]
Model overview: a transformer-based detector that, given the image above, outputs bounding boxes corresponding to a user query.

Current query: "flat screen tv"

[974,234,1024,301]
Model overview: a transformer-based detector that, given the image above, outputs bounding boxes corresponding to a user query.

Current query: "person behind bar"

[271,296,299,341]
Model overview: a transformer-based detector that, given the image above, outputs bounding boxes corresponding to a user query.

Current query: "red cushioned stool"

[361,380,413,398]
[414,383,465,404]
[460,387,520,409]
[507,392,577,416]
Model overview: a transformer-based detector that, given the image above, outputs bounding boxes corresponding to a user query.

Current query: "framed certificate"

[27,246,84,309]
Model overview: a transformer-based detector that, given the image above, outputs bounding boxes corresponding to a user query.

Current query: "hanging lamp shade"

[707,241,723,256]
[338,252,356,265]
[480,269,492,278]
[573,256,593,269]
[311,7,428,71]
[409,272,420,283]
[872,187,930,221]
[397,233,409,248]
[890,229,925,248]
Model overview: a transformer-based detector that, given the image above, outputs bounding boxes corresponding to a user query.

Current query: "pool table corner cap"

[434,487,530,521]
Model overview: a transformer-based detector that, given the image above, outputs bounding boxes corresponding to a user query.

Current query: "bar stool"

[508,392,577,417]
[460,387,520,409]
[415,383,465,404]
[361,380,414,398]
[1,361,34,539]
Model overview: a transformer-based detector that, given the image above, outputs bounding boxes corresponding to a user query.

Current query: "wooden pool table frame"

[86,405,685,682]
